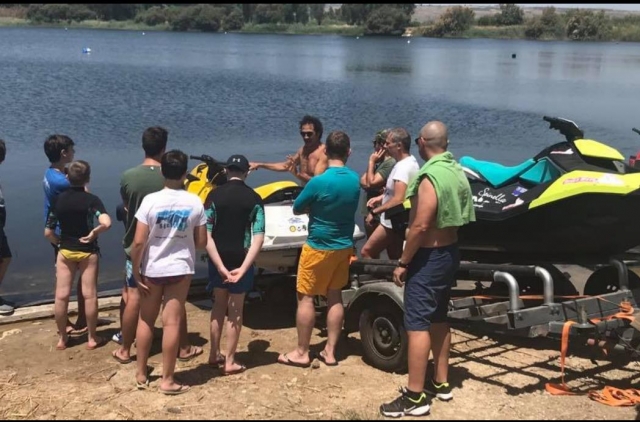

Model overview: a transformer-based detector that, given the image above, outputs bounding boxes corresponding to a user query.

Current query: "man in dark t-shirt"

[204,154,265,376]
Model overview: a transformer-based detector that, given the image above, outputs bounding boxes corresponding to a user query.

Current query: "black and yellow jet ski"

[185,154,365,273]
[457,116,640,264]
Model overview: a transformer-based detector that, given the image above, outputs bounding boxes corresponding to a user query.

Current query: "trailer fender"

[343,282,405,334]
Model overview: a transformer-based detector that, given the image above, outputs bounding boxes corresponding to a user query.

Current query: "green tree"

[566,9,610,40]
[253,4,285,24]
[524,17,544,39]
[242,4,255,23]
[431,6,475,37]
[222,8,244,30]
[340,4,367,25]
[309,4,324,25]
[85,4,140,21]
[364,5,410,35]
[540,6,559,28]
[476,15,496,26]
[496,3,524,26]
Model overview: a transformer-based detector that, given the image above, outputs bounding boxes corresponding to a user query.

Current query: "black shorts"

[51,242,59,263]
[0,229,11,260]
[403,244,460,331]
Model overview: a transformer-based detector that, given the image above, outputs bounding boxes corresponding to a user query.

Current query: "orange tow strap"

[544,299,640,406]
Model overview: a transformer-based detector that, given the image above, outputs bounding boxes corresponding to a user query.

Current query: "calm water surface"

[1,27,640,305]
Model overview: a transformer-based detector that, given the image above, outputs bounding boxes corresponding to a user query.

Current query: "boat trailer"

[336,257,640,373]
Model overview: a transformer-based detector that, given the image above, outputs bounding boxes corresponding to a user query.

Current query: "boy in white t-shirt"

[362,128,419,260]
[130,150,207,395]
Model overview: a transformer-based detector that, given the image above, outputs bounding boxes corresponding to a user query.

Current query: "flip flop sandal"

[177,346,203,362]
[317,351,339,367]
[221,364,247,376]
[277,353,311,368]
[208,355,226,367]
[136,378,150,390]
[159,384,190,395]
[112,350,132,364]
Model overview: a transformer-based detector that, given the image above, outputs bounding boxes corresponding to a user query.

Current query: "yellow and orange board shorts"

[297,244,353,296]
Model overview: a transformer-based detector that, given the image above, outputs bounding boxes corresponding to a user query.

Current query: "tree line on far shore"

[3,4,416,35]
[2,4,638,41]
[427,4,626,41]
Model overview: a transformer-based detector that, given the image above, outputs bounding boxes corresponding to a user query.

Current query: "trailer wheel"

[584,266,640,296]
[359,303,407,373]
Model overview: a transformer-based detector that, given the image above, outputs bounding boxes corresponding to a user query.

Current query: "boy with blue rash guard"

[43,134,86,335]
[278,130,360,368]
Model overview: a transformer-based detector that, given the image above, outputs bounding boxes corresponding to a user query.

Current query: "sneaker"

[424,378,453,401]
[380,387,430,418]
[111,332,123,344]
[0,297,14,316]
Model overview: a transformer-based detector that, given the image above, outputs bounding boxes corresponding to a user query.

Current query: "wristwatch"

[397,259,409,269]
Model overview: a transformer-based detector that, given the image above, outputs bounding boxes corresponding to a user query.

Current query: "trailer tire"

[359,302,408,373]
[584,266,640,296]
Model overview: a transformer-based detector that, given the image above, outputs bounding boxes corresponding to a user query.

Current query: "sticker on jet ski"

[471,185,525,212]
[562,174,624,186]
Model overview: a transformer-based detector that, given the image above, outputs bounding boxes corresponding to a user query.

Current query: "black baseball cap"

[225,154,250,173]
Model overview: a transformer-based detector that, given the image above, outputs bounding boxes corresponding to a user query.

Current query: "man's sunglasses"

[300,131,315,138]
[414,136,422,145]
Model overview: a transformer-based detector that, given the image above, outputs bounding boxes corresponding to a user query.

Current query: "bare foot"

[56,336,68,351]
[86,336,105,350]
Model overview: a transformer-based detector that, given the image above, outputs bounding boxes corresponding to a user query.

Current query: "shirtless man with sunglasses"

[249,115,328,185]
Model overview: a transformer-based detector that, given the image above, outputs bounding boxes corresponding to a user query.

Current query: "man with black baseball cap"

[203,154,265,375]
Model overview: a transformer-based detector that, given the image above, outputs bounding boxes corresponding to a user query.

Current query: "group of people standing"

[0,114,475,416]
[251,116,476,417]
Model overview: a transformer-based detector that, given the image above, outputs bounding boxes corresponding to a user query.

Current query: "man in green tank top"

[381,121,475,418]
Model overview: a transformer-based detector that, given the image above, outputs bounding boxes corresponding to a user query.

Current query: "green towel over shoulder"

[405,151,476,229]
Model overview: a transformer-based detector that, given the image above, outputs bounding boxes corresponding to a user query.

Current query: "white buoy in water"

[356,36,359,39]
[82,47,91,54]
[142,32,145,35]
[407,40,411,44]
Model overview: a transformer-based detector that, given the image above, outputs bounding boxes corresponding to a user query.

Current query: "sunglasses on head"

[300,131,315,138]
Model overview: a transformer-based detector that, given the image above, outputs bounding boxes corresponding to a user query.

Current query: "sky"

[433,4,640,11]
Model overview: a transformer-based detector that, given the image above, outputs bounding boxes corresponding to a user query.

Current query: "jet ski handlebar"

[542,115,585,143]
[633,128,640,136]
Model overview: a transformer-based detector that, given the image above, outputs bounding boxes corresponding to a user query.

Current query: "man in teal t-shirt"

[277,130,360,369]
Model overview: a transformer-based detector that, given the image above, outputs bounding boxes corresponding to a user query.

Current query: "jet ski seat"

[459,157,536,188]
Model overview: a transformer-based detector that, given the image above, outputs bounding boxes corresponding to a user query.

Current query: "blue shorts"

[404,244,460,332]
[124,258,137,289]
[207,260,254,295]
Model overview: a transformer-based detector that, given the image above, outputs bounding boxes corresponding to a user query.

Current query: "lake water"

[1,27,640,306]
